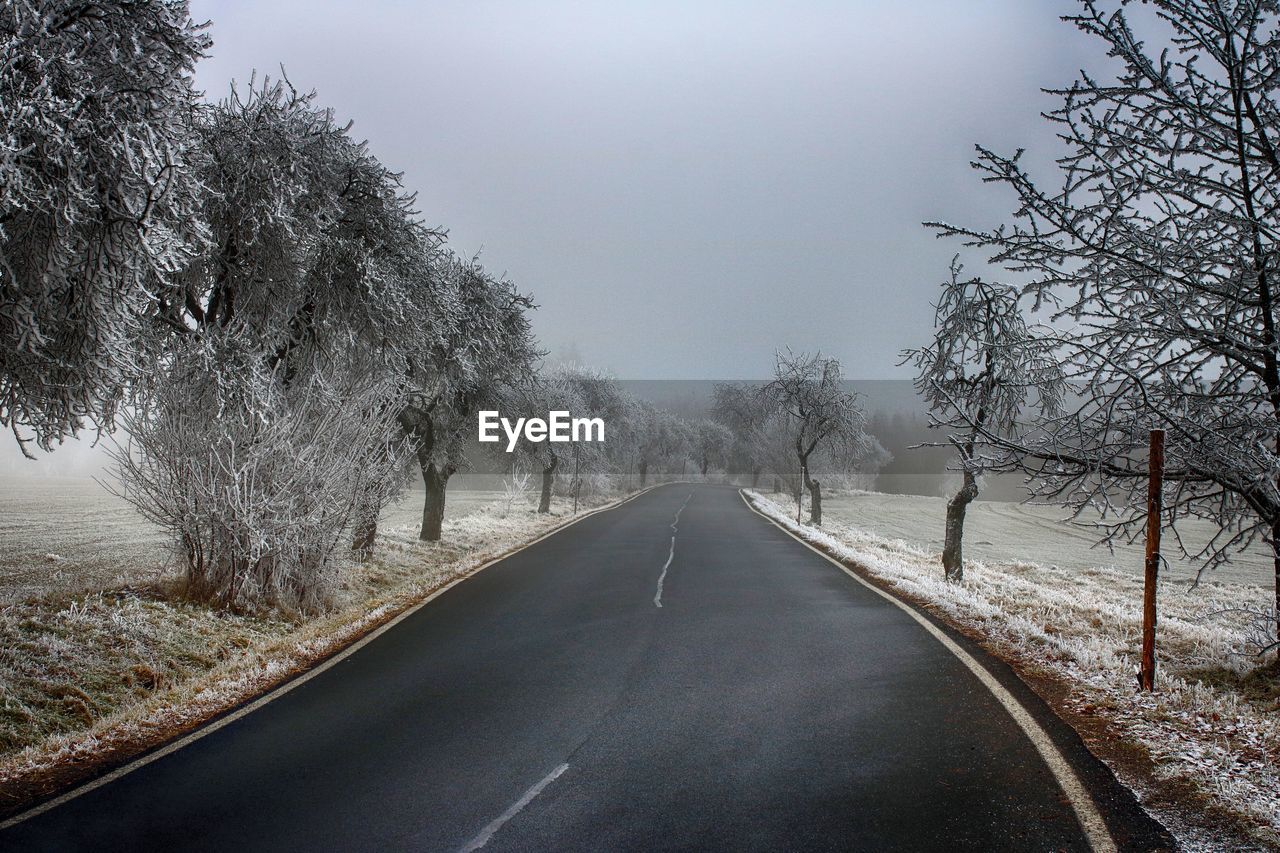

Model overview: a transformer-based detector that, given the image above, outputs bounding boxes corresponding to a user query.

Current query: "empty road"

[1,484,1169,851]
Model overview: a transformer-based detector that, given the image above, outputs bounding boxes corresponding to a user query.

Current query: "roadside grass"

[0,488,611,817]
[744,490,1280,852]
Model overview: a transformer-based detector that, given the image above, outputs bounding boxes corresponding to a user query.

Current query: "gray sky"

[190,0,1094,379]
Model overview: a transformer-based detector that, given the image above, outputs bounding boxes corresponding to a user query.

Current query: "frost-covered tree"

[712,382,769,486]
[753,409,808,500]
[111,337,409,611]
[503,366,625,512]
[760,350,868,525]
[931,0,1280,636]
[633,403,692,487]
[115,78,430,607]
[167,78,427,354]
[607,393,651,489]
[903,260,1064,581]
[506,372,582,513]
[558,366,626,507]
[1,0,209,451]
[398,253,538,540]
[692,419,734,478]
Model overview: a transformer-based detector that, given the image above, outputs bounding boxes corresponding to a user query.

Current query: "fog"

[188,0,1096,379]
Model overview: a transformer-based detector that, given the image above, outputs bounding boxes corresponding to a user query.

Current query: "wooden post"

[797,465,804,524]
[1139,428,1164,692]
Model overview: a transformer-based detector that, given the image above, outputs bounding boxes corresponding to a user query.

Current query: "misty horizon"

[188,0,1098,379]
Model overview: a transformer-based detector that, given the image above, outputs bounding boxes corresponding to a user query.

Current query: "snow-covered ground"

[0,474,510,604]
[812,489,1273,587]
[746,490,1280,850]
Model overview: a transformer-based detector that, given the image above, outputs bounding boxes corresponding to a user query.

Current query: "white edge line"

[458,762,569,853]
[0,487,659,831]
[738,489,1117,853]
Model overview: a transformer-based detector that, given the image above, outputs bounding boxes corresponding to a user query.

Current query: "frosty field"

[0,475,510,605]
[809,489,1274,588]
[6,477,1269,611]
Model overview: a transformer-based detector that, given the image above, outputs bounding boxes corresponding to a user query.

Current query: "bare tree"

[930,0,1280,639]
[760,350,868,525]
[1,0,209,451]
[903,260,1064,581]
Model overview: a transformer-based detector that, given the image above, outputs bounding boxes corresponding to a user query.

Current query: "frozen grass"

[815,489,1273,587]
[0,481,613,814]
[746,490,1280,851]
[0,474,508,605]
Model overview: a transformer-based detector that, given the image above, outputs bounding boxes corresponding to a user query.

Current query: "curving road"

[1,484,1171,852]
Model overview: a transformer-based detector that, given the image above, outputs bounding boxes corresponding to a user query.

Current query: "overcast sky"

[189,0,1095,379]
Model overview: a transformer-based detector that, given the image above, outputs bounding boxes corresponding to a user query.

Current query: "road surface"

[1,484,1170,851]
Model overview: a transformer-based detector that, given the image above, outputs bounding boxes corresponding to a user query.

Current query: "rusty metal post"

[1139,428,1164,692]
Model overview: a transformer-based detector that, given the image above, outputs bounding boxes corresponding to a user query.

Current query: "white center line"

[654,493,693,608]
[459,763,569,853]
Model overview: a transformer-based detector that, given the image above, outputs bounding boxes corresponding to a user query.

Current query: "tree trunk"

[1273,519,1280,639]
[751,467,761,489]
[799,455,821,526]
[942,468,979,582]
[351,511,377,556]
[700,455,709,477]
[639,459,648,488]
[539,458,558,514]
[807,478,822,526]
[419,461,450,542]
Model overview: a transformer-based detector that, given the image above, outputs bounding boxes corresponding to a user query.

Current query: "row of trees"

[6,0,782,613]
[1,2,546,610]
[4,1,756,611]
[911,0,1278,651]
[711,351,884,526]
[500,364,755,516]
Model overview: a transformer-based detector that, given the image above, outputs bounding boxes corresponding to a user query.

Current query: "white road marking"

[653,493,693,608]
[459,763,569,852]
[739,490,1118,853]
[0,488,659,832]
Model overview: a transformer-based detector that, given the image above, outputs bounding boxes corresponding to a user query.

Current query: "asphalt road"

[2,484,1171,852]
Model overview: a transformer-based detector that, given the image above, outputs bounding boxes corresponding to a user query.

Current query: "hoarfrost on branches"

[0,0,210,451]
[397,253,539,541]
[758,349,874,526]
[903,259,1064,581]
[929,0,1280,632]
[109,337,410,612]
